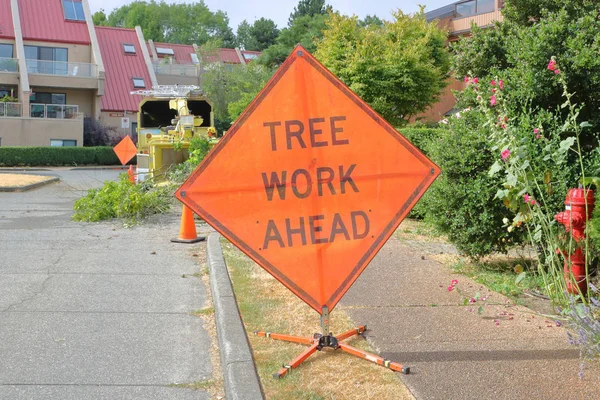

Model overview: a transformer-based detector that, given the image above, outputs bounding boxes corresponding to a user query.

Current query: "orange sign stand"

[176,45,440,377]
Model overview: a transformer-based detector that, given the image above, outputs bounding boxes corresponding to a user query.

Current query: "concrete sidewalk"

[341,232,600,400]
[0,169,215,399]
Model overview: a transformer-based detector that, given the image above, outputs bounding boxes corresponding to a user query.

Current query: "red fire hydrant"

[554,188,595,295]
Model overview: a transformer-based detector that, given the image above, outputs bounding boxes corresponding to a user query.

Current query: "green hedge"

[0,147,132,167]
[397,128,445,155]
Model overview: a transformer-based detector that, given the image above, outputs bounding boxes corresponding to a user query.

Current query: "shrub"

[422,110,520,259]
[0,147,126,167]
[83,118,122,147]
[73,174,170,223]
[398,127,445,219]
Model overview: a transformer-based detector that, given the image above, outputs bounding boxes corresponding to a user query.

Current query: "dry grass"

[0,173,53,187]
[395,219,444,243]
[221,240,414,400]
[187,245,225,399]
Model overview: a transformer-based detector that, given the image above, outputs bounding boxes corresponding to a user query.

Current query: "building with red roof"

[0,0,261,147]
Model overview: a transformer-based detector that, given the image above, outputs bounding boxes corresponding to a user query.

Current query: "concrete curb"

[207,233,264,400]
[0,176,60,192]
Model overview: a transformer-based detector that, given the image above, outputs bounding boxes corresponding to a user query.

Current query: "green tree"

[452,1,600,127]
[288,0,329,25]
[259,13,329,67]
[236,20,253,49]
[197,41,274,132]
[102,1,234,46]
[359,14,384,27]
[248,18,280,51]
[237,18,280,51]
[92,9,108,26]
[315,11,450,126]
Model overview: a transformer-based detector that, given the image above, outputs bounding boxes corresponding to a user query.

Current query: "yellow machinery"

[130,85,217,181]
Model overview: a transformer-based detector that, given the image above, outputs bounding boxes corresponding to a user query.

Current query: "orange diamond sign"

[113,135,137,165]
[176,46,440,313]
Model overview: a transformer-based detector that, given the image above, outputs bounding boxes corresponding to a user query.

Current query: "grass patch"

[191,307,215,316]
[221,240,413,400]
[170,379,214,390]
[395,218,445,242]
[448,256,546,299]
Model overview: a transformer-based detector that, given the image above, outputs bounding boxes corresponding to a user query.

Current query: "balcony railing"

[0,58,18,73]
[153,62,198,77]
[26,60,97,78]
[30,103,80,119]
[0,102,22,117]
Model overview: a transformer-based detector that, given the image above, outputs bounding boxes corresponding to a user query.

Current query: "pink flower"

[548,59,557,71]
[492,88,497,93]
[534,128,539,134]
[501,124,506,129]
[490,95,497,106]
[448,285,454,292]
[501,149,510,161]
[469,297,477,303]
[536,133,541,139]
[531,200,537,206]
[464,76,470,83]
[491,79,496,86]
[451,279,459,286]
[473,77,479,84]
[554,69,560,75]
[523,194,530,203]
[499,80,504,90]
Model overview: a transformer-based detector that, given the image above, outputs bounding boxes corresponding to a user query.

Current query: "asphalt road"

[0,169,212,399]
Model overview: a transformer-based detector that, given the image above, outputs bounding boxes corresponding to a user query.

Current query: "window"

[156,47,175,56]
[62,0,85,21]
[132,77,146,88]
[30,92,66,105]
[456,1,476,18]
[243,53,258,61]
[190,53,199,64]
[478,0,495,13]
[51,139,77,147]
[0,44,13,58]
[123,44,136,54]
[25,46,68,74]
[455,0,495,18]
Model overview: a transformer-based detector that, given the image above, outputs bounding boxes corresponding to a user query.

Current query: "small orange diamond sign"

[176,46,440,313]
[113,136,137,165]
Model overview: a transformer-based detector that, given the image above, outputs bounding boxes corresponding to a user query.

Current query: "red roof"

[96,26,152,112]
[0,0,14,39]
[217,48,241,64]
[150,42,196,64]
[18,0,90,44]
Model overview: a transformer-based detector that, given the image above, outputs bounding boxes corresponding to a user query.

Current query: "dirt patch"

[0,174,54,188]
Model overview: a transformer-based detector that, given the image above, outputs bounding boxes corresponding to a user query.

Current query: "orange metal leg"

[254,330,314,345]
[274,343,319,379]
[338,343,410,374]
[335,325,367,342]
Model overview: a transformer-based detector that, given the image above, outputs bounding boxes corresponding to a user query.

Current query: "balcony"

[0,58,18,73]
[26,60,97,78]
[0,102,22,117]
[30,103,80,119]
[153,62,198,77]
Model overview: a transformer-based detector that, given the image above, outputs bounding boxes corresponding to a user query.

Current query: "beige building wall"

[99,111,139,138]
[0,117,83,146]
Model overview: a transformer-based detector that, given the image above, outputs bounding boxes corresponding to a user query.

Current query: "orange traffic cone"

[128,165,135,184]
[171,204,205,243]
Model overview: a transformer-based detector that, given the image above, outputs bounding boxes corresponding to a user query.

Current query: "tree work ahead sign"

[175,45,440,314]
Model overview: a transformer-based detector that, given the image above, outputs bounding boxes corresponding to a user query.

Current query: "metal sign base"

[254,323,410,379]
